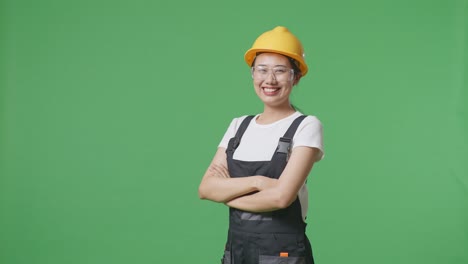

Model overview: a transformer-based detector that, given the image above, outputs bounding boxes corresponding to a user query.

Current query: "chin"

[260,99,289,108]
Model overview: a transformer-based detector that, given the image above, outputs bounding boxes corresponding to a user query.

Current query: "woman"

[198,26,324,264]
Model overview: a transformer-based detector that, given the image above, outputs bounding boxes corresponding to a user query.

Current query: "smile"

[262,87,281,96]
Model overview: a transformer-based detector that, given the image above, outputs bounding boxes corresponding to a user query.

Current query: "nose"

[265,70,277,83]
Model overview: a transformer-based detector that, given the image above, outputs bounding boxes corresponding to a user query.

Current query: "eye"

[274,68,287,74]
[257,68,268,74]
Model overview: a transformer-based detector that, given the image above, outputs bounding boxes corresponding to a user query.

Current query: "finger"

[220,169,230,178]
[212,164,230,178]
[209,164,227,178]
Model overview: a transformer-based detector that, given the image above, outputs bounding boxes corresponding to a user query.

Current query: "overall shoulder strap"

[282,115,307,138]
[275,115,307,161]
[229,115,255,150]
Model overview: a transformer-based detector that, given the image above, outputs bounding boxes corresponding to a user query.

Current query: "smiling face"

[251,53,297,109]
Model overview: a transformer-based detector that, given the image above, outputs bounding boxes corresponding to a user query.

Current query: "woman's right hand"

[199,148,263,202]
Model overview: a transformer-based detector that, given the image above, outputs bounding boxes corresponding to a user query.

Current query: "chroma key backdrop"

[1,0,467,264]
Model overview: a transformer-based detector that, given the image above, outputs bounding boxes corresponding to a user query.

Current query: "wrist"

[253,176,264,191]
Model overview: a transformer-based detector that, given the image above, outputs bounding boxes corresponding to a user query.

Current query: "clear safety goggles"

[251,66,294,82]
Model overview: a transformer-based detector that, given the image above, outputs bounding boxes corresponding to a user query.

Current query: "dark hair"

[286,57,301,76]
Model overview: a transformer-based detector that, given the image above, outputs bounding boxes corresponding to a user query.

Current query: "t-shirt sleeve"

[218,116,246,149]
[293,116,325,161]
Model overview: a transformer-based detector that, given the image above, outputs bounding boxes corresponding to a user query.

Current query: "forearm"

[225,187,288,213]
[198,175,259,203]
[227,147,319,212]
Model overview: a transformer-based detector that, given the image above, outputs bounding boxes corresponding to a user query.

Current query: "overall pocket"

[257,233,308,264]
[259,255,305,264]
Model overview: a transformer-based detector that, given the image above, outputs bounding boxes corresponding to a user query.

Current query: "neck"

[256,104,296,125]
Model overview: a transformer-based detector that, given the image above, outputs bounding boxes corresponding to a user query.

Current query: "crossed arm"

[198,146,319,212]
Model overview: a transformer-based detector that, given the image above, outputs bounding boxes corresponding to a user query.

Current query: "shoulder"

[227,114,257,131]
[293,115,323,140]
[218,114,256,149]
[302,114,321,123]
[297,114,323,131]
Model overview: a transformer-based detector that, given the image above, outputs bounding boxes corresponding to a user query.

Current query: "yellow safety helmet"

[244,26,308,76]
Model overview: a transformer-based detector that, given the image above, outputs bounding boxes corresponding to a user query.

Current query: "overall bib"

[222,115,314,264]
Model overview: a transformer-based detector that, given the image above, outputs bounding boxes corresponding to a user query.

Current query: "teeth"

[264,88,279,93]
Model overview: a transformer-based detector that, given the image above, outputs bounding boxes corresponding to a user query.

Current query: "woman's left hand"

[208,164,231,178]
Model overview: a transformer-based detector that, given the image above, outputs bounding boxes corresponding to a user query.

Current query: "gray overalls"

[222,115,314,264]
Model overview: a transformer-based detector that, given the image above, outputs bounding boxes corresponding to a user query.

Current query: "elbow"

[276,199,292,209]
[198,185,224,202]
[275,192,296,209]
[198,193,206,200]
[198,185,208,200]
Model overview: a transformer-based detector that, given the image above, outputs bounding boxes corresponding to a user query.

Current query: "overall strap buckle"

[226,115,255,154]
[277,137,292,162]
[272,115,307,162]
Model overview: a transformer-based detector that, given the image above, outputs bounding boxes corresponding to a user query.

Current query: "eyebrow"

[256,64,288,67]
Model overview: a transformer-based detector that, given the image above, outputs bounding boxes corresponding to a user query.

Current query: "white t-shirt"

[218,111,324,221]
[219,111,324,161]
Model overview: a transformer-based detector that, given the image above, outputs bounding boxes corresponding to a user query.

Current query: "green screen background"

[1,0,467,263]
